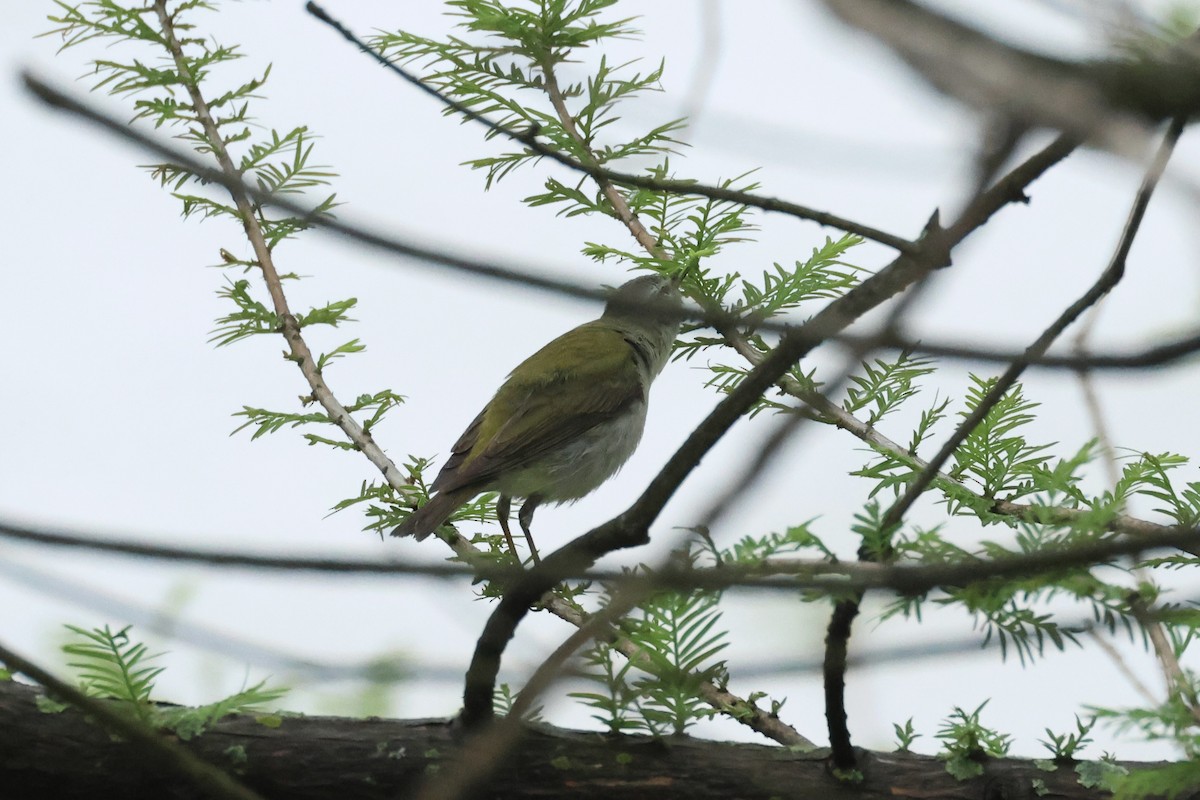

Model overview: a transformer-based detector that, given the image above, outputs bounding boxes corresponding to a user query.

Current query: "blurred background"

[3,0,1199,758]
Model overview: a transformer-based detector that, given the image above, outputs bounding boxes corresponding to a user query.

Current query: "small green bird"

[393,273,683,560]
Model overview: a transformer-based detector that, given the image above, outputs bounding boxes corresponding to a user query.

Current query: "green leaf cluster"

[893,717,920,752]
[47,0,338,245]
[682,234,867,417]
[233,390,403,449]
[571,548,730,736]
[493,681,543,722]
[373,1,675,186]
[935,701,1013,779]
[55,624,286,739]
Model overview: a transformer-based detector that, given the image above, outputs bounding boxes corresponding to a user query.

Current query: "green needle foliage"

[572,551,730,736]
[621,585,728,735]
[1040,714,1096,763]
[569,639,643,734]
[936,700,1014,779]
[46,0,412,493]
[63,624,164,718]
[842,351,937,428]
[52,625,286,739]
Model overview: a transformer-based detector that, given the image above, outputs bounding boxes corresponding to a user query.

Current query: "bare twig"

[1072,305,1122,486]
[853,326,1200,370]
[1089,628,1161,707]
[0,519,485,576]
[680,0,723,129]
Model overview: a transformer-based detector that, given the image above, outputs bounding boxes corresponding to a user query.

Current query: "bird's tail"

[392,490,470,540]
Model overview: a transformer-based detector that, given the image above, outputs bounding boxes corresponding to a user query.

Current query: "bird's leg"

[518,494,544,564]
[496,494,521,563]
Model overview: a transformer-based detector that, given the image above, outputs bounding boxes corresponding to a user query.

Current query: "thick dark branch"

[0,642,263,800]
[0,680,1162,800]
[818,0,1200,156]
[823,595,862,772]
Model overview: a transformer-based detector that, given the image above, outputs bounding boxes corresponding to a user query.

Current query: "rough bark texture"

[0,680,1159,799]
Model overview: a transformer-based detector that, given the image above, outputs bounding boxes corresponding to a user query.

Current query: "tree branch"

[0,679,1153,800]
[304,1,917,253]
[818,0,1171,156]
[1129,597,1200,724]
[6,516,1200,596]
[151,0,411,502]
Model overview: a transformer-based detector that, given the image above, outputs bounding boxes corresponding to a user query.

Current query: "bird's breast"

[491,399,648,502]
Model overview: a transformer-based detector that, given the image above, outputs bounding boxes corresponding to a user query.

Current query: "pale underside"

[483,396,648,502]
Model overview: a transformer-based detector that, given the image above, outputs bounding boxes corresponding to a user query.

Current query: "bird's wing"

[429,321,643,495]
[429,409,486,493]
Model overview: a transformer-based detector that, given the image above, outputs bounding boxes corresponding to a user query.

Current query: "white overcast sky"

[3,0,1200,759]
